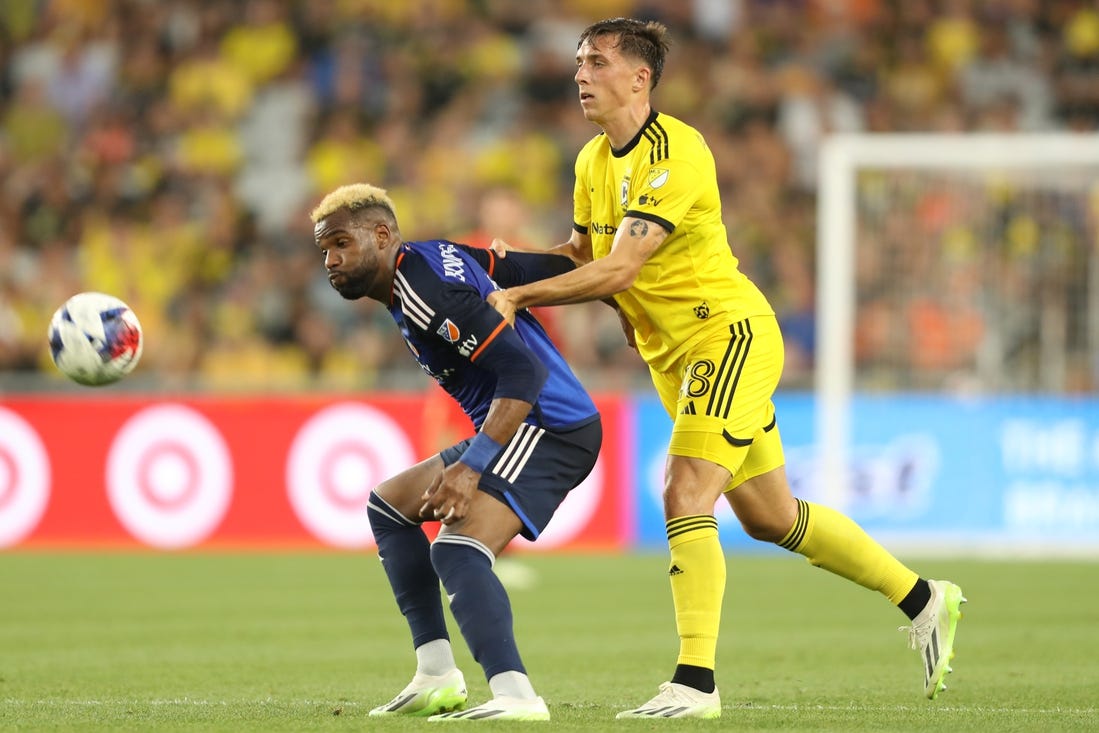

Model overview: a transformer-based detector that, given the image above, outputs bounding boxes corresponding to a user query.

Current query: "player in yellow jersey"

[488,17,966,720]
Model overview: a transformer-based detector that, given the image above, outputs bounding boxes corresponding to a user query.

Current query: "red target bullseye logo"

[136,442,200,510]
[287,403,415,548]
[319,440,382,510]
[0,408,50,547]
[106,404,232,549]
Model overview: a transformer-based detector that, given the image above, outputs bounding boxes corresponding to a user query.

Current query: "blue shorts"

[440,418,602,541]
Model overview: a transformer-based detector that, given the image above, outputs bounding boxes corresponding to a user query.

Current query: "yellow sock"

[778,499,918,605]
[666,515,724,669]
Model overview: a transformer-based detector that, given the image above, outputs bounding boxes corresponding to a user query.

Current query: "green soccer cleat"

[616,681,721,719]
[428,695,550,721]
[369,668,468,717]
[901,579,967,699]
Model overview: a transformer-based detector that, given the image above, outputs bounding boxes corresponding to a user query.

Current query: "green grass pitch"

[1,551,1096,731]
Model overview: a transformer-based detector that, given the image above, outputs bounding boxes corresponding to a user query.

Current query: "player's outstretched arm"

[491,229,593,266]
[490,215,667,318]
[459,244,576,289]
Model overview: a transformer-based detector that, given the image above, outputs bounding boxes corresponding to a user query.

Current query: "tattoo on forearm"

[629,220,648,238]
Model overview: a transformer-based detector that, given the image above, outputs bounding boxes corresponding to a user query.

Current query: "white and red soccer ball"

[48,291,143,386]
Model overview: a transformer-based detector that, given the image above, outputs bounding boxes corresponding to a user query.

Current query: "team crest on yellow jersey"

[620,172,631,208]
[648,167,669,188]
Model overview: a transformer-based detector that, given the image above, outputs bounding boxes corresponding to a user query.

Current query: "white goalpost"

[816,133,1099,511]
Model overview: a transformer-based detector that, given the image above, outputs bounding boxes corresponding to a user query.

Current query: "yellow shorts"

[650,315,786,492]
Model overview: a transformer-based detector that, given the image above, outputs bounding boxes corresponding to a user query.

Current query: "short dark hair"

[578,18,671,89]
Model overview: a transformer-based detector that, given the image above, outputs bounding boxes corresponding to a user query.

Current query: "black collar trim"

[611,109,659,158]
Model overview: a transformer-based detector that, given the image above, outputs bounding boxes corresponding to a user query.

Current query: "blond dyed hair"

[310,183,397,223]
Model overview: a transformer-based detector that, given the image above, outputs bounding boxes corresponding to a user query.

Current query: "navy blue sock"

[367,492,449,648]
[430,537,525,679]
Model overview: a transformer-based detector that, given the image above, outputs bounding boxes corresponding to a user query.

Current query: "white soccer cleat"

[428,695,550,721]
[901,579,967,699]
[369,668,468,717]
[616,681,721,719]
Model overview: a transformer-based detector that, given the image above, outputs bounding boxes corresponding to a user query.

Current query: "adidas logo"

[680,402,697,415]
[668,564,684,576]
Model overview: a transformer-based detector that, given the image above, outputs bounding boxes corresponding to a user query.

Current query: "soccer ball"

[48,292,144,386]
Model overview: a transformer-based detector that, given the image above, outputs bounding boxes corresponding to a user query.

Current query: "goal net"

[816,133,1099,508]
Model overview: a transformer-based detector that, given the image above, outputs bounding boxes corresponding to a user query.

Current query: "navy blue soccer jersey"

[388,240,598,431]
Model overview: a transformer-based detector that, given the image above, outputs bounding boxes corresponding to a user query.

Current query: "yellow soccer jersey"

[573,111,773,372]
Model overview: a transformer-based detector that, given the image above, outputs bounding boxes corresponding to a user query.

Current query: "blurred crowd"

[1,0,1097,393]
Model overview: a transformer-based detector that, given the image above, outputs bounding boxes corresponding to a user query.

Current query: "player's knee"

[662,484,721,518]
[372,475,400,502]
[371,477,422,522]
[366,490,412,534]
[740,520,784,543]
[737,511,791,543]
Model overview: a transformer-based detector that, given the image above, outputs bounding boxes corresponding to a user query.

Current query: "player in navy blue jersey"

[311,183,602,722]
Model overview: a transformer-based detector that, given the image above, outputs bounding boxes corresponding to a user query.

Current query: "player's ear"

[373,221,393,247]
[634,65,651,92]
